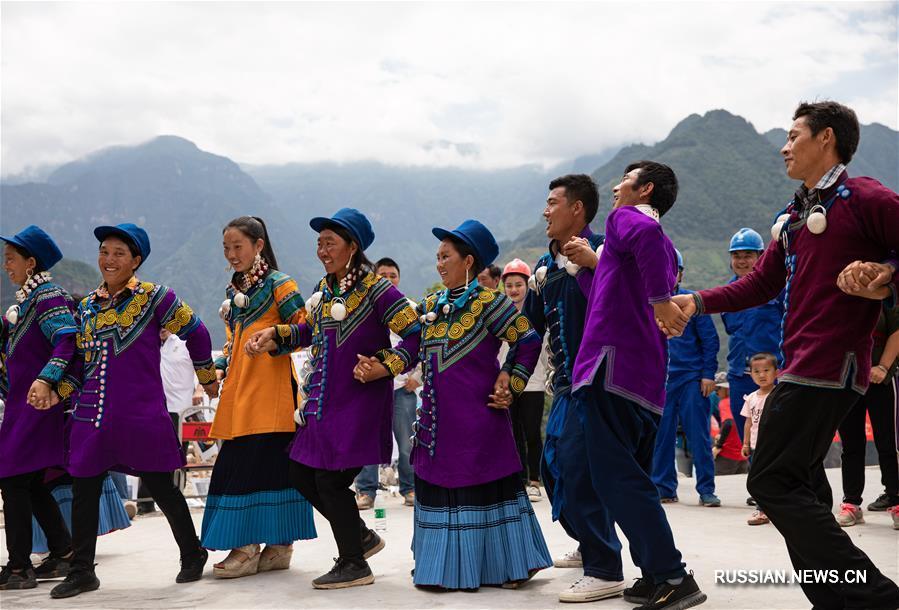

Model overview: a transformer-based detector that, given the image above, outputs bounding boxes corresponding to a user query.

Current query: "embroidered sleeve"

[156,287,215,384]
[487,294,540,395]
[274,276,307,325]
[272,322,313,354]
[372,285,422,377]
[35,288,78,387]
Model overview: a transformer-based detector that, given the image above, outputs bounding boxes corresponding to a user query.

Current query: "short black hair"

[793,101,860,164]
[750,352,778,368]
[446,236,485,276]
[486,264,501,280]
[7,242,46,273]
[375,257,400,275]
[624,161,679,216]
[548,174,599,223]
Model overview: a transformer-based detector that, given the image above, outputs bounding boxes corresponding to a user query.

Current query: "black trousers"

[288,461,368,561]
[0,469,72,570]
[838,379,899,505]
[71,471,200,573]
[748,382,899,609]
[138,412,183,512]
[511,391,545,483]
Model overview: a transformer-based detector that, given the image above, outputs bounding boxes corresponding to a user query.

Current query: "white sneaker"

[559,576,625,602]
[553,549,583,568]
[527,484,542,503]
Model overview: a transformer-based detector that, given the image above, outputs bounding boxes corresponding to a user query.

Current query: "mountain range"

[2,111,896,347]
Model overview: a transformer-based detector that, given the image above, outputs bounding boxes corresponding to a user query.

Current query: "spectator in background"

[355,257,421,509]
[477,264,502,289]
[720,228,783,442]
[711,373,748,476]
[499,258,548,502]
[652,250,721,507]
[835,305,899,527]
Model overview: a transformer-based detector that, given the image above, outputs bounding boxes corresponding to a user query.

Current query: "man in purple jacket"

[669,101,899,609]
[571,161,706,610]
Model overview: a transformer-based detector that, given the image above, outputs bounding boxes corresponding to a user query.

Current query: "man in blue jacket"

[652,250,721,506]
[721,228,784,441]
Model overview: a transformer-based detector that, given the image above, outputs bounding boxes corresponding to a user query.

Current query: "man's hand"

[837,261,893,300]
[741,444,751,458]
[654,299,690,338]
[561,237,598,270]
[245,327,277,355]
[870,365,888,384]
[700,378,716,397]
[403,377,421,392]
[488,371,513,409]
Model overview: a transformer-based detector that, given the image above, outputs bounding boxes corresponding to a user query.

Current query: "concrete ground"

[2,467,897,610]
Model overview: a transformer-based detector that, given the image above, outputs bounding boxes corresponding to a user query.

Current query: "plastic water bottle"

[373,490,388,532]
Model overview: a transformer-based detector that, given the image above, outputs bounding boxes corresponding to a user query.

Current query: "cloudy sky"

[2,1,896,177]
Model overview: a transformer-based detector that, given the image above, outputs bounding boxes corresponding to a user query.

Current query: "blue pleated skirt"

[201,433,316,550]
[32,475,131,553]
[412,473,552,590]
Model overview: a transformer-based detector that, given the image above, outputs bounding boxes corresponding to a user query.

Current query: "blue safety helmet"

[728,228,764,253]
[675,248,684,270]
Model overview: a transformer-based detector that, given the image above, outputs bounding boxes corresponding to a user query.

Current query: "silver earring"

[465,268,469,286]
[26,268,34,278]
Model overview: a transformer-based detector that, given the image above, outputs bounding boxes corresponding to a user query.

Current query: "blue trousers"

[355,388,417,497]
[652,377,716,497]
[728,374,758,443]
[542,390,623,580]
[574,371,686,584]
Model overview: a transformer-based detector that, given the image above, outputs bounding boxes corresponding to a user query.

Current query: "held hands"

[244,327,278,356]
[561,237,598,270]
[654,296,694,338]
[202,382,220,399]
[837,261,893,300]
[488,371,513,409]
[27,379,59,410]
[354,354,389,384]
[700,378,716,398]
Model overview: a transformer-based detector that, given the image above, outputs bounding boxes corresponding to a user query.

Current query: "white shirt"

[160,334,198,415]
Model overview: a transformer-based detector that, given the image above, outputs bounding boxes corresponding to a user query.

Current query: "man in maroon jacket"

[667,101,899,609]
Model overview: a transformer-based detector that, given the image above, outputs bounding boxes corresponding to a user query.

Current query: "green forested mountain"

[502,110,898,294]
[2,113,894,347]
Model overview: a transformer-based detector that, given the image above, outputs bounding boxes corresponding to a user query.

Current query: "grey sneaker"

[553,549,583,568]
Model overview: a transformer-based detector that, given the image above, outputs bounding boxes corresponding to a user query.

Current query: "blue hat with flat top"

[432,219,499,267]
[0,225,64,270]
[309,208,375,251]
[93,223,151,261]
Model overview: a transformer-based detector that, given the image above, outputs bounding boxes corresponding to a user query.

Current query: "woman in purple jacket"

[50,223,219,599]
[358,219,552,590]
[247,208,420,590]
[0,225,76,590]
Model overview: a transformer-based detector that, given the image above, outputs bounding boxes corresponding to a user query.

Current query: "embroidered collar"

[634,204,660,222]
[437,280,479,314]
[15,271,52,304]
[95,276,140,303]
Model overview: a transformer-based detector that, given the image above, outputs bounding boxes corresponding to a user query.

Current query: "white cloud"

[1,1,896,176]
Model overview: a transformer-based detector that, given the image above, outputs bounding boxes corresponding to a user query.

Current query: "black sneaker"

[176,548,208,583]
[361,529,386,560]
[746,497,756,506]
[635,573,706,610]
[867,494,898,512]
[311,557,374,589]
[624,576,655,603]
[49,570,101,599]
[0,565,37,590]
[34,552,73,580]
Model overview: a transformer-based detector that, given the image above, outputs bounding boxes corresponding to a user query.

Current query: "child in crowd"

[741,353,778,525]
[711,373,748,476]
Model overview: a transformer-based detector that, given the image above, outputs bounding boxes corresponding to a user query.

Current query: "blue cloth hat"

[93,223,151,261]
[432,219,499,267]
[309,208,375,251]
[0,225,64,270]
